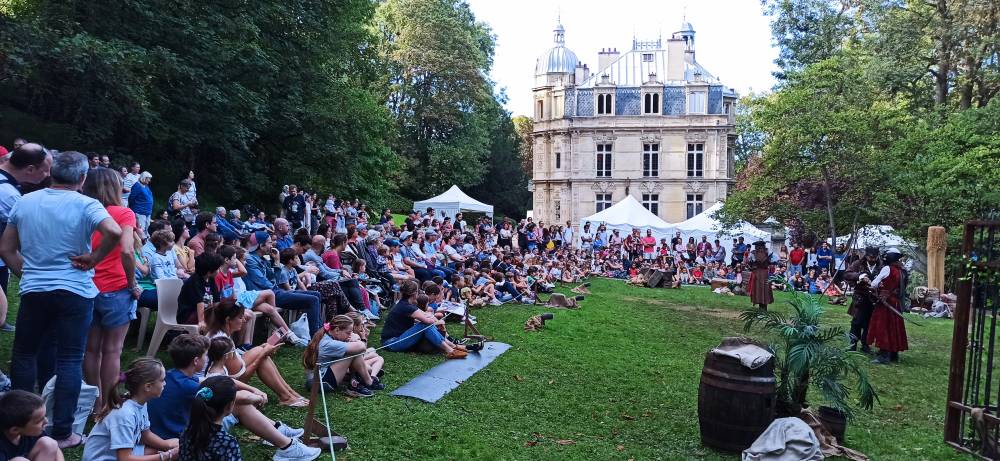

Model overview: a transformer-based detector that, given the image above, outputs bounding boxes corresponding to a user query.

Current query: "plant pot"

[817,405,847,443]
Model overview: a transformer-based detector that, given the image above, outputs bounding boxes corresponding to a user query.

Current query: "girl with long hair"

[178,376,240,460]
[206,301,308,407]
[83,358,179,461]
[302,315,383,398]
[82,167,139,412]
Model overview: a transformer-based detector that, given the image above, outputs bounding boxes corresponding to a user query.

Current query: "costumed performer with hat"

[867,248,909,364]
[747,240,777,311]
[842,246,882,353]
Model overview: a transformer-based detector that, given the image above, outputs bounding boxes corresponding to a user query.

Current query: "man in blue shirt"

[0,150,121,448]
[244,231,323,334]
[816,242,834,271]
[213,207,244,243]
[732,237,747,267]
[127,171,153,236]
[272,218,293,250]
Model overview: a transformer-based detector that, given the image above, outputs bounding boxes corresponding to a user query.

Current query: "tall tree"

[511,115,534,175]
[375,0,498,197]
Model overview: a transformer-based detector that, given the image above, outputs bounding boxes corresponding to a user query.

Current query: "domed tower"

[532,20,579,121]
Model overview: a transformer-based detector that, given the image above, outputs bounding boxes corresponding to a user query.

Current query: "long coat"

[748,249,774,306]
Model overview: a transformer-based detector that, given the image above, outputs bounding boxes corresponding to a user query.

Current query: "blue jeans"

[384,323,445,352]
[497,281,522,302]
[11,290,94,439]
[274,289,322,334]
[788,264,802,278]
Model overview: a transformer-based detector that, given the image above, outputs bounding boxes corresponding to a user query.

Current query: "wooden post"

[944,223,974,444]
[927,226,947,293]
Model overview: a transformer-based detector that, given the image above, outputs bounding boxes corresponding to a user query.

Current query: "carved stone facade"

[531,20,737,227]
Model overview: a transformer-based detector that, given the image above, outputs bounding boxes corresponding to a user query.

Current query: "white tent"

[579,195,673,241]
[664,202,771,256]
[830,225,915,249]
[413,185,494,219]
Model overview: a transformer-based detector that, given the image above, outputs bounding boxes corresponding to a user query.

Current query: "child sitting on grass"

[147,334,319,461]
[83,358,180,461]
[303,315,384,398]
[346,311,386,379]
[0,391,62,461]
[178,377,241,460]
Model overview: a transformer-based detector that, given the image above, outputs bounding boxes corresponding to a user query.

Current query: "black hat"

[864,246,879,257]
[753,240,767,248]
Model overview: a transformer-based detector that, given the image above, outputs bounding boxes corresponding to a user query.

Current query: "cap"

[365,231,381,243]
[386,239,401,247]
[400,231,413,241]
[248,230,270,252]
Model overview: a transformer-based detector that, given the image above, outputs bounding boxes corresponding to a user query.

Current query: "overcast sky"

[465,0,780,116]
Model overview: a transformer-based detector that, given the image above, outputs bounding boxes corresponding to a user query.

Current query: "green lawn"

[0,278,965,460]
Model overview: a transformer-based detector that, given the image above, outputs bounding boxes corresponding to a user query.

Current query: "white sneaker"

[489,298,503,306]
[273,439,321,461]
[263,422,305,446]
[285,332,306,348]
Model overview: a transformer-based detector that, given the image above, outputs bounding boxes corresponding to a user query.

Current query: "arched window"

[644,93,660,114]
[597,94,612,115]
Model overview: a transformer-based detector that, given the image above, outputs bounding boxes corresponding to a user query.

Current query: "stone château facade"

[530,20,737,226]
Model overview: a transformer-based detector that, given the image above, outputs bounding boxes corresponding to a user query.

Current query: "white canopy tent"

[663,202,772,257]
[579,195,673,241]
[829,225,915,249]
[413,185,494,219]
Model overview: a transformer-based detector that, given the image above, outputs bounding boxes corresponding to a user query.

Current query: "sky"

[465,0,780,117]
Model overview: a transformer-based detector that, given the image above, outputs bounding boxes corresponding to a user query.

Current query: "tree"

[511,115,534,175]
[468,98,531,218]
[0,0,398,208]
[374,0,499,197]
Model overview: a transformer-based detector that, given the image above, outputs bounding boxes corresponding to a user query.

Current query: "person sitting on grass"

[146,335,320,461]
[302,315,385,398]
[0,390,63,461]
[205,301,309,408]
[83,358,180,461]
[178,376,241,461]
[381,281,467,359]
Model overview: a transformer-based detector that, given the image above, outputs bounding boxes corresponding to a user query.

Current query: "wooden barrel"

[698,342,776,452]
[817,406,847,443]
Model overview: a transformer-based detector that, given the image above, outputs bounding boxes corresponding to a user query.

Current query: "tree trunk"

[934,0,952,107]
[821,165,837,255]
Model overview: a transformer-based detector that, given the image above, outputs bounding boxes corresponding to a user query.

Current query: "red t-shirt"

[322,250,341,270]
[789,248,805,265]
[215,270,235,301]
[92,206,137,293]
[641,236,656,253]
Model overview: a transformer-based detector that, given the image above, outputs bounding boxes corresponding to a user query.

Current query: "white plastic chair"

[145,278,197,357]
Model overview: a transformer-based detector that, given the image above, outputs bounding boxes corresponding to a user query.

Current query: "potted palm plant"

[740,281,878,436]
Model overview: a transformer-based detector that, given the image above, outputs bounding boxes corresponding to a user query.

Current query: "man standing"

[99,154,111,169]
[843,246,881,353]
[732,237,747,267]
[121,161,140,203]
[0,144,52,333]
[816,242,833,272]
[282,185,306,229]
[127,171,153,236]
[788,243,805,278]
[579,222,593,251]
[562,221,574,249]
[868,248,908,364]
[747,241,776,310]
[0,151,122,448]
[88,154,100,169]
[696,235,713,260]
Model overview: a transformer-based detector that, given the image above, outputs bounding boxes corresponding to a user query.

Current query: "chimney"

[597,48,620,74]
[666,38,684,81]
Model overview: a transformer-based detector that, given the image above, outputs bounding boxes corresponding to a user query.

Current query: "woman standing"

[81,168,139,410]
[497,221,513,250]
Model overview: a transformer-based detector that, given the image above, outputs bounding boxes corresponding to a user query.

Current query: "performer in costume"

[842,246,882,353]
[747,241,777,310]
[867,248,909,364]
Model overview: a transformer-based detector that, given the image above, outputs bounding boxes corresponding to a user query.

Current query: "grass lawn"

[0,278,964,460]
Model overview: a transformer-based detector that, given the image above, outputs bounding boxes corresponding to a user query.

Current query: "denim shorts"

[92,288,136,329]
[237,290,260,309]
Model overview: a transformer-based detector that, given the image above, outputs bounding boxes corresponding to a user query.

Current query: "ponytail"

[184,376,236,452]
[96,358,164,422]
[302,315,354,370]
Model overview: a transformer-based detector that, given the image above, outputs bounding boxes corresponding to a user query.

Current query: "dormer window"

[643,92,660,114]
[688,91,707,114]
[642,53,654,62]
[596,93,613,115]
